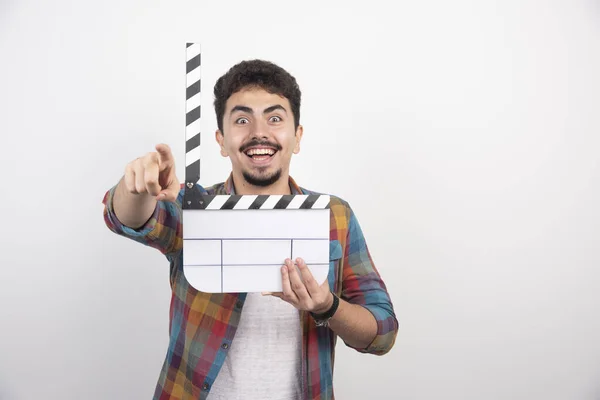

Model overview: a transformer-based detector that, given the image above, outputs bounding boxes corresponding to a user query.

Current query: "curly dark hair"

[213,59,301,134]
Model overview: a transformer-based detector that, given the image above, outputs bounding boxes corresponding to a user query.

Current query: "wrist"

[312,292,334,315]
[310,292,340,327]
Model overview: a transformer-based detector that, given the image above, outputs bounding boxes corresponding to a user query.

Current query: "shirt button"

[202,383,209,390]
[221,343,229,349]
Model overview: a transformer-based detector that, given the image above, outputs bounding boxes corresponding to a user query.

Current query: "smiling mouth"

[245,148,277,160]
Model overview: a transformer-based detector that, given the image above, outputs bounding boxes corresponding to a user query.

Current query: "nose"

[248,118,270,139]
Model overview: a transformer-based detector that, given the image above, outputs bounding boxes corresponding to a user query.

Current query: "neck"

[231,171,292,195]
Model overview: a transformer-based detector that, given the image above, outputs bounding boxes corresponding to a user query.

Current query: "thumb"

[157,175,181,202]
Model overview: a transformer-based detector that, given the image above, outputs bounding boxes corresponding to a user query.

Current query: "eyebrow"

[230,104,288,115]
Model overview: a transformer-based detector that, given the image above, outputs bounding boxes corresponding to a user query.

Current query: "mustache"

[239,139,282,153]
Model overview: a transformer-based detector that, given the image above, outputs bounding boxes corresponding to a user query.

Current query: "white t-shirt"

[208,292,302,399]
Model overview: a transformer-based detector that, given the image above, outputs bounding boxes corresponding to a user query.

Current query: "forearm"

[327,297,377,350]
[113,177,157,229]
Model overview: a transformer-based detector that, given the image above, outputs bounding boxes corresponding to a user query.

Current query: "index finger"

[297,258,320,296]
[155,143,174,166]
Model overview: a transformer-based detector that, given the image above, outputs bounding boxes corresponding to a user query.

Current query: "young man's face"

[216,87,303,187]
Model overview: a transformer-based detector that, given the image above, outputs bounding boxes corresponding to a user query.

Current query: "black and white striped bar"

[185,42,202,206]
[188,194,330,210]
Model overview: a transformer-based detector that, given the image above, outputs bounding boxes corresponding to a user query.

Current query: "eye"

[236,117,250,124]
[269,116,282,123]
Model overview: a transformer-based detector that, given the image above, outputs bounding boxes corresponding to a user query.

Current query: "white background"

[1,0,599,399]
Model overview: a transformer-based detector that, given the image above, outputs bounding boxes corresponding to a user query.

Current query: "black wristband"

[311,293,339,321]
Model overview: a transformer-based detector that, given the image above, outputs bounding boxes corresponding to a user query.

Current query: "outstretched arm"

[102,143,183,256]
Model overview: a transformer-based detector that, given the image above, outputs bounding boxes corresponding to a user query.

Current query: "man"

[102,59,398,400]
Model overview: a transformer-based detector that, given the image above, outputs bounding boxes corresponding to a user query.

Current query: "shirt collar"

[224,173,302,195]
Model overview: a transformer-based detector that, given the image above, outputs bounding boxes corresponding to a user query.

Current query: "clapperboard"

[182,43,331,293]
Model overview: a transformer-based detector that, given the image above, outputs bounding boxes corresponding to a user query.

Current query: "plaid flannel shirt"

[102,175,398,400]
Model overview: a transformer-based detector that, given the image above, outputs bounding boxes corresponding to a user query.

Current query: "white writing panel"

[222,240,291,265]
[292,239,330,265]
[183,209,329,240]
[183,265,222,293]
[183,240,221,266]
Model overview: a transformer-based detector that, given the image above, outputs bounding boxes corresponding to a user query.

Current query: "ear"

[215,129,228,157]
[293,125,304,154]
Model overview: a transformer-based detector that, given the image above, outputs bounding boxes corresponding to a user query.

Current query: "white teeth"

[246,148,275,156]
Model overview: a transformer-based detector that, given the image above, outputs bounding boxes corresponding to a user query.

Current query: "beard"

[242,168,282,187]
[239,138,283,187]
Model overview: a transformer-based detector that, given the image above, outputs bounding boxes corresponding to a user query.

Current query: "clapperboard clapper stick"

[181,43,331,293]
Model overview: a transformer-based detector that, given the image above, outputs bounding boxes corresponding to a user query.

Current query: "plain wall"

[1,0,599,399]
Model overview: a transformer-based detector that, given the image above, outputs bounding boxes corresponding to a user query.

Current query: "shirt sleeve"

[101,183,184,258]
[340,204,399,355]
